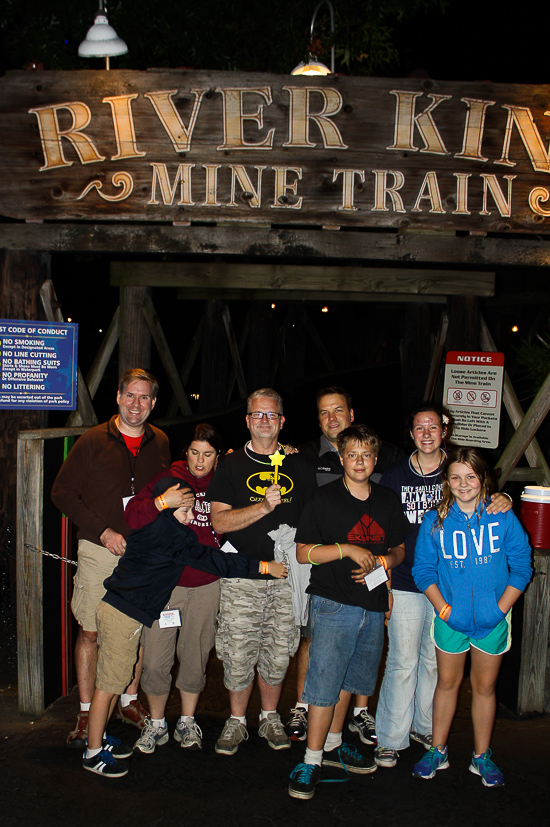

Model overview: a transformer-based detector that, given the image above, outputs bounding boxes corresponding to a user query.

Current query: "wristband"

[260,561,269,575]
[501,492,513,503]
[157,494,168,510]
[439,603,451,620]
[377,555,388,571]
[335,542,343,560]
[307,544,322,565]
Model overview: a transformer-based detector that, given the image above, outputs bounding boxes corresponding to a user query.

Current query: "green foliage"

[517,324,550,394]
[0,0,447,75]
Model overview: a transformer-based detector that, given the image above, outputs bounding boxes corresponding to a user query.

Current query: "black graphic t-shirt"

[381,456,443,593]
[206,446,317,576]
[296,478,409,611]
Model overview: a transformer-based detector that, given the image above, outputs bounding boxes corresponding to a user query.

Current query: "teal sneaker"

[288,762,322,800]
[413,745,449,779]
[469,749,504,787]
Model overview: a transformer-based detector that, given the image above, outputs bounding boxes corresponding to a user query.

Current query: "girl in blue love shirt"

[412,446,532,788]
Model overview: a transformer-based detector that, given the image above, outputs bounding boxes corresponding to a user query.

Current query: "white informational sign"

[443,351,505,449]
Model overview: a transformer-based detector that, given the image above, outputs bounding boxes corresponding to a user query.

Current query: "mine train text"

[28,85,550,217]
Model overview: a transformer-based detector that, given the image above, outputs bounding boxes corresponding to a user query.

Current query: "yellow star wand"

[269,449,285,485]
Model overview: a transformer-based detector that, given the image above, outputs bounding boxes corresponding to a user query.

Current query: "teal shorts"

[432,611,512,656]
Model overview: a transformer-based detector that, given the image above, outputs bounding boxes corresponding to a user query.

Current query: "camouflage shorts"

[215,578,299,691]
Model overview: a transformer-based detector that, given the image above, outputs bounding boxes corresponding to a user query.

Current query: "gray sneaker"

[174,718,202,750]
[410,731,433,750]
[258,712,291,751]
[374,745,398,767]
[215,717,249,755]
[133,721,169,754]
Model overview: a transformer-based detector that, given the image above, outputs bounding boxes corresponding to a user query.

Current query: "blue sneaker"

[469,749,504,787]
[413,746,449,779]
[288,763,322,799]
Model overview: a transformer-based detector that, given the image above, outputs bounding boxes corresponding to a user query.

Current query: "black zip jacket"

[102,508,253,627]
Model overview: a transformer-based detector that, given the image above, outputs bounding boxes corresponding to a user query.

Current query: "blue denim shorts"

[301,595,385,707]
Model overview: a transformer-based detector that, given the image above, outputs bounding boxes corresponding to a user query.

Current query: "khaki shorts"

[71,539,119,632]
[141,580,220,696]
[95,601,143,694]
[215,578,299,692]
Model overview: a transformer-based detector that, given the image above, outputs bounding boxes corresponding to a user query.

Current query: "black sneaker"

[83,748,129,778]
[103,733,133,759]
[348,710,377,744]
[323,742,377,774]
[284,707,308,741]
[288,762,322,800]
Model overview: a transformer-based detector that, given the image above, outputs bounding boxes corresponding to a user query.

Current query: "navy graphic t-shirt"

[381,456,443,592]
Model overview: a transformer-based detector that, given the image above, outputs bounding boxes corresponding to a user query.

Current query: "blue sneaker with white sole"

[413,745,449,779]
[469,749,504,787]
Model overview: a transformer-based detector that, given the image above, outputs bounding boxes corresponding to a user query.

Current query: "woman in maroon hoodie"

[125,423,225,754]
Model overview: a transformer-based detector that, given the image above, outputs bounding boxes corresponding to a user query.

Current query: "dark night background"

[1,1,550,691]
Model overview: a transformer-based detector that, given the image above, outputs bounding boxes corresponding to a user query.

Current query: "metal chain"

[24,543,78,567]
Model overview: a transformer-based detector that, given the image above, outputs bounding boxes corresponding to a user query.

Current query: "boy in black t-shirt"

[288,425,409,800]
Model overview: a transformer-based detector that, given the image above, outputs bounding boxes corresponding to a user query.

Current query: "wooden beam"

[507,467,547,483]
[517,550,550,714]
[86,306,120,399]
[40,280,98,427]
[480,316,550,486]
[113,262,494,297]
[495,369,550,487]
[177,288,447,304]
[141,295,192,416]
[16,436,44,715]
[424,312,449,401]
[166,317,204,419]
[222,305,247,402]
[2,223,548,268]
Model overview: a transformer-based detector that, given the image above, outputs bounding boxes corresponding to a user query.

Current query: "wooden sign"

[1,69,550,232]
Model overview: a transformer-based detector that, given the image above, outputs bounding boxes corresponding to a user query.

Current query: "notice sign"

[0,319,78,410]
[443,351,505,449]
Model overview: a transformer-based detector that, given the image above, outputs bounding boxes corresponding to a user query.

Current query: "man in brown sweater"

[52,369,188,746]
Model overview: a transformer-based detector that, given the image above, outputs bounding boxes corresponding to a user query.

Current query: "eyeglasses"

[247,411,282,420]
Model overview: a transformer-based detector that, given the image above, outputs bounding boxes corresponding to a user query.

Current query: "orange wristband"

[157,494,168,510]
[260,561,269,575]
[439,603,451,620]
[378,555,388,571]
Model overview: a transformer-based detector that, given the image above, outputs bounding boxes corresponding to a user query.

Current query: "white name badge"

[221,540,239,554]
[364,565,388,591]
[122,495,134,510]
[159,608,182,628]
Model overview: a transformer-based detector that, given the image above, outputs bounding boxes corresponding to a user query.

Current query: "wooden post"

[517,549,550,714]
[119,285,151,375]
[16,435,45,715]
[0,250,49,688]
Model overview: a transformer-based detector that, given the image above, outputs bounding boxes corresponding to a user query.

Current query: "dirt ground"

[1,653,549,827]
